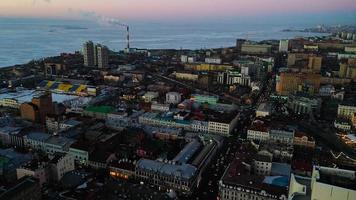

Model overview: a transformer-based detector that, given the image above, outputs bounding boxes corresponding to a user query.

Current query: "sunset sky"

[1,0,356,22]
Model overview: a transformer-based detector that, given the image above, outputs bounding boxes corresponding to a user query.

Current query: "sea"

[0,18,329,68]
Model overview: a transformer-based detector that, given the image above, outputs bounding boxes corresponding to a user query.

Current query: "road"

[182,72,273,200]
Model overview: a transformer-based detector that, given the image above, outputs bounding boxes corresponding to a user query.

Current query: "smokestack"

[127,26,130,49]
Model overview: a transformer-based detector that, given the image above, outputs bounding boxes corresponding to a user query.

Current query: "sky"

[1,0,356,23]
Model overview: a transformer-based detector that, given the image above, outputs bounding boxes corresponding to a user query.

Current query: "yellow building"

[338,104,356,119]
[308,56,322,73]
[188,64,232,71]
[304,44,319,51]
[241,44,272,54]
[345,46,356,53]
[175,72,199,81]
[347,66,356,80]
[339,59,356,80]
[339,63,348,78]
[276,72,321,95]
[287,53,310,67]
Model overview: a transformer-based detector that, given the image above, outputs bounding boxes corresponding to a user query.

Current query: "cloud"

[33,0,51,5]
[68,9,128,27]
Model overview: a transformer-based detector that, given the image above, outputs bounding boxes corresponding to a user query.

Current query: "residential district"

[0,31,356,200]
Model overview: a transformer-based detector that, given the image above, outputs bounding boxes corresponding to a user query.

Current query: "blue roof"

[64,119,81,126]
[26,132,51,141]
[38,80,49,88]
[263,176,289,187]
[50,82,60,90]
[136,159,197,180]
[46,136,75,147]
[271,162,291,177]
[69,85,80,92]
[0,148,33,170]
[173,139,201,165]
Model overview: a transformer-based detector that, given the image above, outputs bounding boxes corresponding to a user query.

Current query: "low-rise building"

[247,120,270,141]
[288,95,321,115]
[289,166,356,200]
[0,98,20,109]
[16,160,48,186]
[0,126,23,147]
[151,103,170,112]
[69,141,90,165]
[138,112,191,130]
[136,159,197,194]
[334,118,352,131]
[256,102,272,118]
[338,104,356,120]
[352,113,356,127]
[135,138,218,194]
[270,127,295,144]
[219,144,289,200]
[0,176,41,200]
[46,117,81,133]
[174,72,199,81]
[165,92,181,104]
[190,94,218,105]
[205,57,222,64]
[241,43,272,54]
[24,132,51,152]
[293,132,315,148]
[319,85,336,97]
[191,120,209,133]
[49,153,75,182]
[44,136,75,155]
[83,105,114,119]
[142,91,159,102]
[105,112,130,130]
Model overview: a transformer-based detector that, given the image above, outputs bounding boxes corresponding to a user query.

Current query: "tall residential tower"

[83,41,95,67]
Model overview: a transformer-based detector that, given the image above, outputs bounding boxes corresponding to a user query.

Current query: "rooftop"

[249,120,269,132]
[136,159,197,180]
[0,176,39,200]
[0,148,33,171]
[172,139,202,165]
[50,152,67,164]
[63,119,81,126]
[257,102,272,112]
[46,136,75,147]
[221,144,288,198]
[25,131,51,141]
[84,105,115,114]
[0,126,22,135]
[316,166,356,191]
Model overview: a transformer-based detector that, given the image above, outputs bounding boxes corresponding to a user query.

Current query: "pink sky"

[1,0,356,20]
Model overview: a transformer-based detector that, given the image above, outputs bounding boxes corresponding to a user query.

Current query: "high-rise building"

[279,40,289,52]
[96,45,109,68]
[308,56,322,73]
[94,44,98,66]
[83,41,95,67]
[236,39,246,52]
[339,59,356,80]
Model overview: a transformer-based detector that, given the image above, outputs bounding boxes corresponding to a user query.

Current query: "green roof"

[85,106,114,114]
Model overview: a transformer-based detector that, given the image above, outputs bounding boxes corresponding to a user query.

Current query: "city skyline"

[1,0,356,22]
